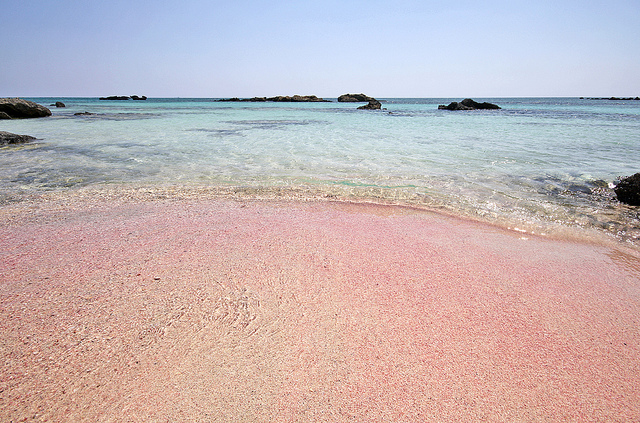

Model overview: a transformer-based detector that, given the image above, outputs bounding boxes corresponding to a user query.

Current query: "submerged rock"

[614,173,640,206]
[0,98,52,118]
[338,93,376,102]
[74,112,95,116]
[357,100,382,110]
[0,131,37,145]
[50,101,66,107]
[438,98,501,110]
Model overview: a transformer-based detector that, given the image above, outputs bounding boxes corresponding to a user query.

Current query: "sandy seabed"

[1,189,639,422]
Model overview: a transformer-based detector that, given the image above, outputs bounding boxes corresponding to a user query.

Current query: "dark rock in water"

[438,101,473,111]
[99,96,131,100]
[438,98,501,110]
[50,101,66,107]
[0,98,52,118]
[338,93,376,102]
[74,111,95,116]
[130,95,147,100]
[460,98,501,109]
[614,173,640,206]
[357,100,382,110]
[0,131,37,145]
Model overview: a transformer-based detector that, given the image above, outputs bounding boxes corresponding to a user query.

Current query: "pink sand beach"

[1,189,639,422]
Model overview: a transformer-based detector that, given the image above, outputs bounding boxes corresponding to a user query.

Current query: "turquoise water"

[2,97,640,245]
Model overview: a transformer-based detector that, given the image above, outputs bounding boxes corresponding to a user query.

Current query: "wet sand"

[1,193,639,422]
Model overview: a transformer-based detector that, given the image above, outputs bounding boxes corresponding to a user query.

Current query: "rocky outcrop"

[357,100,382,110]
[217,95,328,102]
[338,93,375,102]
[50,101,65,107]
[0,98,52,118]
[0,131,37,145]
[131,95,147,100]
[438,98,501,110]
[614,173,640,206]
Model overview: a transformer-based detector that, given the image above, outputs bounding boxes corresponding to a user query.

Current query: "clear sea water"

[2,97,640,246]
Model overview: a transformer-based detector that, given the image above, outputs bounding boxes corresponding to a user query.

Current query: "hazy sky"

[2,0,639,97]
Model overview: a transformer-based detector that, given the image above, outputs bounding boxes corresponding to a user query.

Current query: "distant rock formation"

[357,100,382,110]
[50,101,66,107]
[584,97,640,101]
[272,95,328,102]
[99,96,147,100]
[438,99,501,111]
[0,131,37,145]
[218,95,328,102]
[0,98,52,118]
[338,93,376,102]
[614,173,640,206]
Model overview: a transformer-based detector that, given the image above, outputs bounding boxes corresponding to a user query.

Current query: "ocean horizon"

[2,96,639,247]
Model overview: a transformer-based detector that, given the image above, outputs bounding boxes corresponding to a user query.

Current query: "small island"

[217,95,329,102]
[99,95,147,100]
[581,97,640,101]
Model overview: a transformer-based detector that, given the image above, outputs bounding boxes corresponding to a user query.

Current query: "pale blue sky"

[2,0,639,97]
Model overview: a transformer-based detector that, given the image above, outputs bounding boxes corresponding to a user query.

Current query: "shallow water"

[1,97,639,246]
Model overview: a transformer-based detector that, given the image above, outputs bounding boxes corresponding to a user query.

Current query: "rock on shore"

[614,173,640,206]
[438,98,501,110]
[0,131,37,145]
[338,93,376,102]
[0,98,52,119]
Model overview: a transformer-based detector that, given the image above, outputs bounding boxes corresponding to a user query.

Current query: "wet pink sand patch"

[1,196,639,421]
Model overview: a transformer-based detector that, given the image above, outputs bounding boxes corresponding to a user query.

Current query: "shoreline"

[2,188,640,421]
[1,183,637,252]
